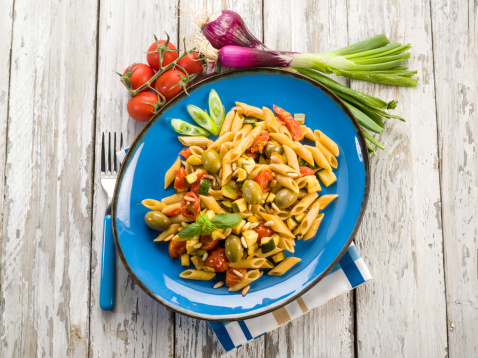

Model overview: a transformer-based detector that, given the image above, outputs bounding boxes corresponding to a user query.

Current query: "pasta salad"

[142,95,339,296]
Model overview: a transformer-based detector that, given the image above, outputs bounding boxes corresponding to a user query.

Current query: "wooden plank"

[430,0,478,356]
[88,1,179,357]
[0,0,98,357]
[347,1,448,356]
[0,0,14,220]
[175,1,265,356]
[262,0,355,356]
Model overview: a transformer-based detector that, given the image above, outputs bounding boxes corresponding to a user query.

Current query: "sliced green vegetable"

[261,236,276,253]
[231,198,248,213]
[220,200,233,212]
[197,179,213,196]
[235,168,247,185]
[243,117,257,125]
[170,118,210,136]
[221,185,238,200]
[185,173,198,184]
[272,251,285,263]
[208,89,225,129]
[187,104,219,135]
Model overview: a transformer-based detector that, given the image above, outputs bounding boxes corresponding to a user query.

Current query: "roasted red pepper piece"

[273,104,304,141]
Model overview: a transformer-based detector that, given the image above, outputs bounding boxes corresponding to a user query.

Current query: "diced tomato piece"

[250,132,270,153]
[273,104,304,141]
[245,151,259,160]
[205,247,229,272]
[225,268,247,288]
[191,172,207,196]
[163,208,181,217]
[179,147,192,159]
[168,240,187,259]
[200,235,219,250]
[253,221,274,242]
[174,167,188,190]
[180,192,200,220]
[255,169,274,192]
[300,166,315,177]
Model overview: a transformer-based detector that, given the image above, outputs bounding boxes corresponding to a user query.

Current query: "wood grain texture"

[347,0,448,357]
[0,0,14,219]
[262,0,355,357]
[176,1,265,356]
[0,0,98,357]
[88,1,179,357]
[431,0,478,356]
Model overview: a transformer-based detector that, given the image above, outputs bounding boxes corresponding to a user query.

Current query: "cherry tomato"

[180,192,200,220]
[255,169,274,192]
[205,248,229,272]
[250,132,270,153]
[147,40,178,71]
[155,69,188,102]
[254,222,274,242]
[176,52,203,75]
[179,147,192,159]
[127,92,158,122]
[168,240,187,259]
[174,167,188,190]
[300,167,315,177]
[123,63,155,92]
[244,151,259,160]
[190,172,207,196]
[273,104,304,141]
[163,208,181,217]
[200,235,219,251]
[225,268,247,288]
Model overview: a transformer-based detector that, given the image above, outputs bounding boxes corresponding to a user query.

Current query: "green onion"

[187,105,219,135]
[208,89,225,129]
[170,119,210,136]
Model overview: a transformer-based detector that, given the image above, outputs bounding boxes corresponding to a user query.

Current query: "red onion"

[218,46,293,68]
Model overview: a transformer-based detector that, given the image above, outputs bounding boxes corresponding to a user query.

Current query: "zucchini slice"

[221,185,238,200]
[261,236,276,254]
[197,179,212,196]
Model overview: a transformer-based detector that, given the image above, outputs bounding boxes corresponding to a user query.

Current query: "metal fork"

[99,132,123,311]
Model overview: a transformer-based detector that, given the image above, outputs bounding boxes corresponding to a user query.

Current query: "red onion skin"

[218,46,292,68]
[203,10,269,50]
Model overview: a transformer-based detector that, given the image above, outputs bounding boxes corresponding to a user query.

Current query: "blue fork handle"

[100,215,115,310]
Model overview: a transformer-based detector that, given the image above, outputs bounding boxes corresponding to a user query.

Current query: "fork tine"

[119,133,124,169]
[113,132,117,173]
[108,132,112,173]
[101,132,106,173]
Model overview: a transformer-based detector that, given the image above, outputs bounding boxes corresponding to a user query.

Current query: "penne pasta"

[233,124,253,145]
[229,269,261,291]
[295,176,309,189]
[314,129,339,157]
[154,224,180,242]
[235,102,265,120]
[259,260,275,269]
[199,195,226,214]
[304,145,331,170]
[278,237,295,253]
[317,194,339,210]
[277,210,292,220]
[219,108,235,136]
[279,125,292,139]
[300,125,316,141]
[169,214,194,224]
[142,199,165,211]
[275,173,300,193]
[179,269,216,280]
[164,157,180,189]
[317,169,337,187]
[224,125,264,163]
[269,164,300,176]
[249,164,268,180]
[178,136,212,147]
[230,111,245,133]
[262,107,280,133]
[299,200,321,235]
[208,132,235,152]
[161,193,185,205]
[189,146,204,156]
[269,133,314,165]
[181,160,194,175]
[260,213,294,238]
[221,157,233,186]
[316,141,338,169]
[303,213,324,241]
[162,202,180,215]
[283,145,300,171]
[268,257,301,276]
[290,192,319,216]
[229,258,267,269]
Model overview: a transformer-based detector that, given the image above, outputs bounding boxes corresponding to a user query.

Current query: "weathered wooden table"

[1,0,476,357]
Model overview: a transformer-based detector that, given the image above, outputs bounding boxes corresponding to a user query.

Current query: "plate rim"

[111,67,370,321]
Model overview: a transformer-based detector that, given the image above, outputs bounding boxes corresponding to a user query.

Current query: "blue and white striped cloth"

[117,148,372,352]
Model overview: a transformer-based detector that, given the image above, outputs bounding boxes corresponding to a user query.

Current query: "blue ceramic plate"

[112,68,369,321]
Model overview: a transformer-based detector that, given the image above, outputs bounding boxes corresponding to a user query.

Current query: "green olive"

[201,149,222,173]
[242,180,263,205]
[274,188,299,209]
[144,211,172,231]
[264,140,284,158]
[225,235,244,262]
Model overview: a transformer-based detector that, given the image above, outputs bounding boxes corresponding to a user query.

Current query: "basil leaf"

[197,214,209,226]
[210,213,242,229]
[178,223,201,238]
[201,220,214,233]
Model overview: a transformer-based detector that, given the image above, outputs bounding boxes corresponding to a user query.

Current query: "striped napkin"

[117,148,372,352]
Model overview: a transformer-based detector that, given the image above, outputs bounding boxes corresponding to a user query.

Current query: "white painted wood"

[88,1,179,357]
[0,0,14,218]
[262,1,355,357]
[431,0,478,356]
[175,1,265,356]
[347,0,448,357]
[0,0,98,357]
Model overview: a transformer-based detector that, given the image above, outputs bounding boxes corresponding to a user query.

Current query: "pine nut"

[248,204,252,211]
[271,203,280,212]
[271,172,276,177]
[164,234,174,242]
[241,237,248,248]
[203,174,214,180]
[224,228,232,237]
[264,220,274,227]
[265,206,272,214]
[213,281,224,289]
[232,269,244,277]
[232,162,237,171]
[184,196,195,202]
[194,243,203,249]
[287,172,299,178]
[249,222,259,229]
[242,222,251,231]
[242,285,250,296]
[202,252,208,261]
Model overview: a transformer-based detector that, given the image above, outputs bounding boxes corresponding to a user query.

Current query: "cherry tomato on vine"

[123,63,155,92]
[154,69,188,102]
[126,92,159,122]
[168,240,187,259]
[176,52,203,76]
[147,40,178,71]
